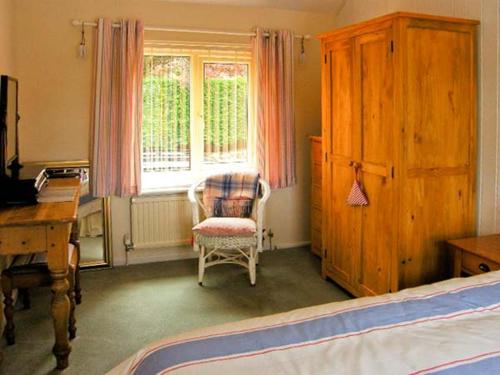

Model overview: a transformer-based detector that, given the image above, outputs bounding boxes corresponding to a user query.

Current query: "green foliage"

[142,76,191,152]
[203,76,248,148]
[142,57,248,162]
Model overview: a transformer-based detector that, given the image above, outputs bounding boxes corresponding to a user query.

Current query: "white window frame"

[141,44,255,194]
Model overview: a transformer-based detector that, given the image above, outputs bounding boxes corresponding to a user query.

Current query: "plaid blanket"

[203,172,260,218]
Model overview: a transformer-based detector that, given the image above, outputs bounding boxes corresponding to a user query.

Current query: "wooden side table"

[447,234,500,277]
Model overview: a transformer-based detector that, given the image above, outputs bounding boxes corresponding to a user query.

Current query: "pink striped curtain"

[252,28,296,189]
[91,18,144,197]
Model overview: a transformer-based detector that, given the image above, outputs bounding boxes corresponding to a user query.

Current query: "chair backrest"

[188,177,270,221]
[189,177,269,218]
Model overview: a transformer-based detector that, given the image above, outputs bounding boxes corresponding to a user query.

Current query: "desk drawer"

[0,226,47,255]
[462,252,500,275]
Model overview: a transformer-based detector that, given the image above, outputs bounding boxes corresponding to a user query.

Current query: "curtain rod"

[71,20,311,40]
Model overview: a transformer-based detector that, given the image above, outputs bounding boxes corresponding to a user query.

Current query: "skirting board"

[124,245,197,266]
[268,241,311,251]
[116,241,312,266]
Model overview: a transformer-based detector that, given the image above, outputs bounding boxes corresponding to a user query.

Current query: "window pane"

[203,63,248,164]
[142,55,191,172]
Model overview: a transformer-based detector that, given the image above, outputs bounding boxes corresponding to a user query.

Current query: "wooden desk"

[0,178,80,369]
[447,234,500,277]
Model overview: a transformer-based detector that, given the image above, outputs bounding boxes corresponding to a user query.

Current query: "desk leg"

[48,224,71,370]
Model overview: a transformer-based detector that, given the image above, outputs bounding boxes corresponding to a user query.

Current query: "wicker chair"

[188,177,271,286]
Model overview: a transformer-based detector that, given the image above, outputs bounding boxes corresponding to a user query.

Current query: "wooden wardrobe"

[318,13,478,297]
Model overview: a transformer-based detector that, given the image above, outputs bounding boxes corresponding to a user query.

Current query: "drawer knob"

[478,263,490,273]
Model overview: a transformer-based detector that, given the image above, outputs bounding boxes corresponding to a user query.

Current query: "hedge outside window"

[142,45,253,191]
[143,55,191,173]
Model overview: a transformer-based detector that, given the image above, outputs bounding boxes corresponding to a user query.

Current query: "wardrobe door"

[322,38,357,289]
[354,29,395,296]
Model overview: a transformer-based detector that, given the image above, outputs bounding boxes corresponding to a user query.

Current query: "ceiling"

[159,0,346,13]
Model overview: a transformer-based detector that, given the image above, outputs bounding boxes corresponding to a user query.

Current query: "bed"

[108,271,500,375]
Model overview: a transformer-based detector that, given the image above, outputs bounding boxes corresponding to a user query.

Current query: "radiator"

[130,194,193,250]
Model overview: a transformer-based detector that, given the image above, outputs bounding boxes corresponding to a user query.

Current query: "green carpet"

[0,247,350,375]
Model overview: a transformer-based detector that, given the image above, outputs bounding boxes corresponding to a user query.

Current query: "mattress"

[108,271,500,375]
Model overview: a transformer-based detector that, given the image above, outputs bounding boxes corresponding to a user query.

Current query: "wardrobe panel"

[327,160,358,285]
[358,30,394,167]
[359,171,394,295]
[331,39,354,159]
[405,26,473,170]
[399,174,471,288]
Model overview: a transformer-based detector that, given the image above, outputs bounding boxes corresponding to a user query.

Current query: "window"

[141,44,253,191]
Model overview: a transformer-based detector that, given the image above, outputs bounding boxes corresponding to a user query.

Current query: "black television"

[0,75,21,179]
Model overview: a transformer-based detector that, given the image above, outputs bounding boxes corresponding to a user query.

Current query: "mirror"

[78,175,112,267]
[39,162,112,268]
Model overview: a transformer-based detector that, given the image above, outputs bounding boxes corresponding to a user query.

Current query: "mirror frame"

[24,160,113,269]
[80,195,113,269]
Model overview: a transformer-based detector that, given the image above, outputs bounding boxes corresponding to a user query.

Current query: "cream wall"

[334,0,481,27]
[12,0,336,264]
[0,0,15,75]
[335,0,500,235]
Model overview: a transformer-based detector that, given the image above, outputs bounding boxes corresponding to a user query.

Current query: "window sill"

[140,185,193,196]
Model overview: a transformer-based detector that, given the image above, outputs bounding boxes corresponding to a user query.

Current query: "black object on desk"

[0,165,47,206]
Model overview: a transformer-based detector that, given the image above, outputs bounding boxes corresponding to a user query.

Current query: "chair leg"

[198,246,206,286]
[249,247,257,286]
[20,288,31,309]
[73,240,82,305]
[255,251,260,266]
[4,289,15,345]
[75,266,82,304]
[67,268,77,340]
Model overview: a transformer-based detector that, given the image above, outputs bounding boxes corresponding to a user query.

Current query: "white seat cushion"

[193,217,256,237]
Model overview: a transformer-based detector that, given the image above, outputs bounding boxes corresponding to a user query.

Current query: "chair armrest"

[188,178,205,252]
[188,178,205,226]
[256,179,271,252]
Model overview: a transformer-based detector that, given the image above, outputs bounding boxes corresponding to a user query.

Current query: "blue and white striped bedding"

[108,271,500,375]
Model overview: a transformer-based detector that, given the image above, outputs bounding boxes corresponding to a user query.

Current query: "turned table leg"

[68,266,77,340]
[3,288,15,345]
[70,221,82,304]
[74,240,82,305]
[50,270,71,369]
[48,224,72,370]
